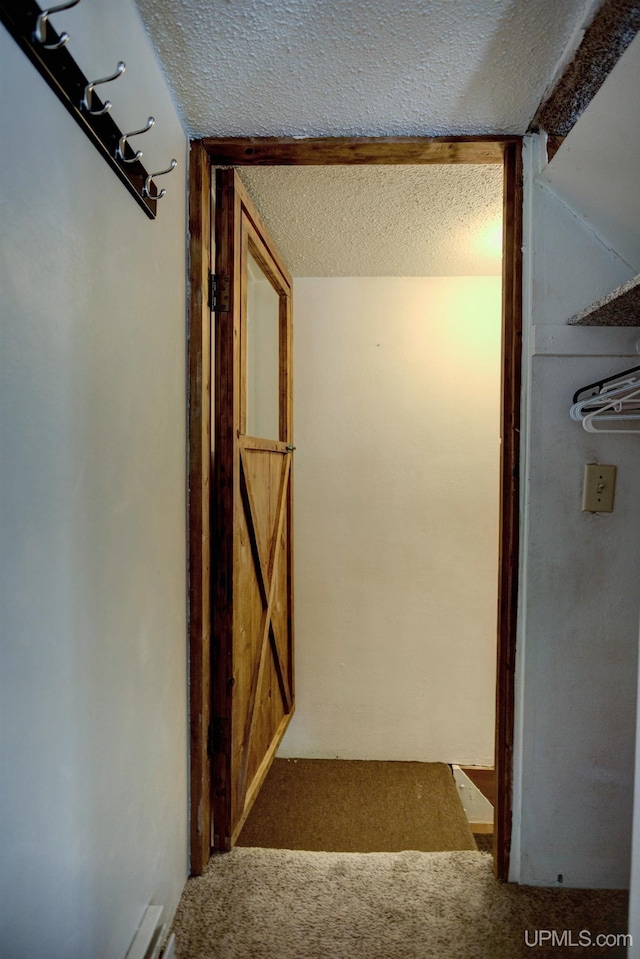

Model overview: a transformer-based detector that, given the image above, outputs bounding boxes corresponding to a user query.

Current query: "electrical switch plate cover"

[582,464,617,512]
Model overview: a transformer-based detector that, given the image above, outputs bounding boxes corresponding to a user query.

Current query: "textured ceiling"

[131,0,602,278]
[238,165,504,276]
[134,0,599,137]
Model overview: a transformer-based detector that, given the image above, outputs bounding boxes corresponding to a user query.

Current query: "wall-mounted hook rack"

[0,0,176,219]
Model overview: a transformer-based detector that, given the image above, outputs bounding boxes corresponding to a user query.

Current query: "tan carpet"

[237,759,477,852]
[171,848,629,959]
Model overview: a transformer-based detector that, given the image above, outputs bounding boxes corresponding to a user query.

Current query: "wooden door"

[212,168,294,851]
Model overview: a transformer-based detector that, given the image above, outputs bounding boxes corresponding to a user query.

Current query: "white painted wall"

[630,614,640,958]
[511,135,640,889]
[526,179,633,327]
[0,4,188,957]
[279,276,501,764]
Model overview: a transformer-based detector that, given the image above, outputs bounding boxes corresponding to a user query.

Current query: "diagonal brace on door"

[237,449,292,804]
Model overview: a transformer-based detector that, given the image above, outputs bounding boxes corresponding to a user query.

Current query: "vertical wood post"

[187,140,212,876]
[494,139,523,881]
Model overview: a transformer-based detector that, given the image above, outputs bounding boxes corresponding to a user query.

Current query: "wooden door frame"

[187,135,523,879]
[188,141,212,877]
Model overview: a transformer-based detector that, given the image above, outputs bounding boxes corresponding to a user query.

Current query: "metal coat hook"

[142,159,177,200]
[116,116,155,163]
[82,61,126,116]
[34,0,82,50]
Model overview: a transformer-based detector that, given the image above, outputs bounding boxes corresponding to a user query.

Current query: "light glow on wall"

[478,217,503,261]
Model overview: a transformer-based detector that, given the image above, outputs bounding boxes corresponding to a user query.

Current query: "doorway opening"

[187,137,523,881]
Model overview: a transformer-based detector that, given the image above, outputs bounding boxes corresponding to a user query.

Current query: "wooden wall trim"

[202,136,517,166]
[494,139,523,882]
[211,168,241,852]
[187,140,212,877]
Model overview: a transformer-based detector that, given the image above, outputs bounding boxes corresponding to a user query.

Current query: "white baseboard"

[160,934,176,959]
[125,905,172,959]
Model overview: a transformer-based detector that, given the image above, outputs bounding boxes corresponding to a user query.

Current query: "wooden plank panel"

[248,637,282,793]
[232,485,264,827]
[237,454,291,802]
[230,710,294,847]
[243,449,278,581]
[239,449,271,606]
[494,140,523,882]
[242,437,289,453]
[243,502,292,804]
[269,518,292,712]
[203,136,514,166]
[187,140,212,878]
[264,468,292,715]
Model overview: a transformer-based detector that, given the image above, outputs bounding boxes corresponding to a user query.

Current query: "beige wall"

[279,276,501,764]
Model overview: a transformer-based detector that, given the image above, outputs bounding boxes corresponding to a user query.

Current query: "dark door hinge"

[209,273,231,312]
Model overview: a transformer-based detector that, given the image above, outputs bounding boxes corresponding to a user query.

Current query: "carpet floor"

[237,759,477,852]
[171,848,629,959]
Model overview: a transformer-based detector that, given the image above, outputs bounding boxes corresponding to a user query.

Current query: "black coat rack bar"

[1,0,160,219]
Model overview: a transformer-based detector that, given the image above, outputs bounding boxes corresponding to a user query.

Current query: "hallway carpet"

[236,759,477,852]
[171,848,629,959]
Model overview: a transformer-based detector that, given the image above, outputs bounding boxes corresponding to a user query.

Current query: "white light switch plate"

[582,464,617,512]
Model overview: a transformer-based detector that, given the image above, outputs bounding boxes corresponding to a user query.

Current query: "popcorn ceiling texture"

[133,0,596,136]
[569,274,640,325]
[238,165,503,276]
[534,0,640,135]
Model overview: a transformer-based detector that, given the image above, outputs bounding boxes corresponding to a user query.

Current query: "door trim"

[201,135,517,165]
[187,140,213,876]
[187,136,523,879]
[495,140,523,880]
